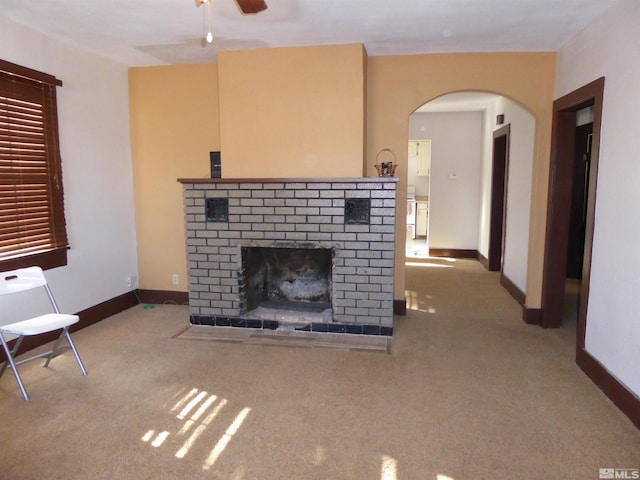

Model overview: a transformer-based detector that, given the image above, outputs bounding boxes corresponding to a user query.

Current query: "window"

[0,59,68,270]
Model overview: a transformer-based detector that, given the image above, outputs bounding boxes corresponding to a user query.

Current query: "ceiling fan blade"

[235,0,268,14]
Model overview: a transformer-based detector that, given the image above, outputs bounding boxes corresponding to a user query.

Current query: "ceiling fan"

[197,0,268,15]
[197,0,267,45]
[234,0,268,14]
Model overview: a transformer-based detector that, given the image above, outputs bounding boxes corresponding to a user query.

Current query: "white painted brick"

[239,183,264,190]
[240,231,266,240]
[295,190,320,198]
[252,190,276,198]
[285,232,307,241]
[356,283,382,292]
[306,216,333,224]
[275,207,295,215]
[275,190,295,198]
[284,183,307,190]
[228,190,251,198]
[307,233,332,241]
[295,207,320,215]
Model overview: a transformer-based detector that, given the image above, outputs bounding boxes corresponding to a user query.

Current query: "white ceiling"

[0,0,620,67]
[417,92,502,112]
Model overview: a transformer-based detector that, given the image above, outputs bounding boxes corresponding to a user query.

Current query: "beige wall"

[217,44,366,178]
[366,52,555,308]
[129,64,220,291]
[129,50,555,308]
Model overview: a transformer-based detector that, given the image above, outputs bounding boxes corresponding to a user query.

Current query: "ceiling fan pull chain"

[206,0,213,44]
[200,0,213,47]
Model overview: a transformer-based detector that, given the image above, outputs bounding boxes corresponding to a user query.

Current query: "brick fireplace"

[178,178,398,336]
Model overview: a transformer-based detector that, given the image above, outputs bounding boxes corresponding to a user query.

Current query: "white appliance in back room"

[406,186,416,243]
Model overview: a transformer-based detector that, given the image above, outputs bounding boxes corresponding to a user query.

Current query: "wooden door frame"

[540,78,604,347]
[488,124,511,272]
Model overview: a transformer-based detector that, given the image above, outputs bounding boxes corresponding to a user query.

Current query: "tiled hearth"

[179,177,398,336]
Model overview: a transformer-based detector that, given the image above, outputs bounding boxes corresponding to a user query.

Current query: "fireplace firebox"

[242,246,333,321]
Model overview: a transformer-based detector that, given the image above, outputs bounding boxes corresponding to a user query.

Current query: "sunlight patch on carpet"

[381,454,398,479]
[312,445,326,465]
[178,395,218,435]
[176,398,228,459]
[141,387,251,471]
[405,290,438,313]
[202,407,252,470]
[405,261,453,268]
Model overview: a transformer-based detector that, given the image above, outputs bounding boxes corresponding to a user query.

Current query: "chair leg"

[66,330,87,376]
[0,335,24,378]
[43,328,67,368]
[0,334,29,401]
[44,327,87,377]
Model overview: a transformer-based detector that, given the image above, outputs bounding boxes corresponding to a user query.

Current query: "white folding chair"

[0,266,87,401]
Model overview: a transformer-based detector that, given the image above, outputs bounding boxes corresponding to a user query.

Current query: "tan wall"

[128,50,555,309]
[128,64,220,291]
[366,52,556,308]
[217,44,366,178]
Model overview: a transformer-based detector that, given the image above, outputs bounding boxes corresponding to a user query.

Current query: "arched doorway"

[405,91,536,310]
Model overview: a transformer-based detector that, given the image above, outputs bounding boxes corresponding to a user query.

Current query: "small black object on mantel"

[496,114,505,125]
[210,151,221,178]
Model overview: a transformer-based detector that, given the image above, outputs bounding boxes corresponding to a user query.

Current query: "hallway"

[400,257,638,475]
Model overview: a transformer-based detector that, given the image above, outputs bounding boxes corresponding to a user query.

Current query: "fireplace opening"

[241,246,333,324]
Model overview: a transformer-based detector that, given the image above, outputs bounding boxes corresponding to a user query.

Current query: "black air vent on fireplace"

[344,198,371,225]
[205,197,229,222]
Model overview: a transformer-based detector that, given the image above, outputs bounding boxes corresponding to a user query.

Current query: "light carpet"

[0,258,638,479]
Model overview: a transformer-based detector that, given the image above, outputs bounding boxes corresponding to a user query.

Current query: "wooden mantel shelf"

[178,177,399,184]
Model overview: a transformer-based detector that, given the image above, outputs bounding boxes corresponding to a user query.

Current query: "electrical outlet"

[127,276,133,289]
[172,274,179,285]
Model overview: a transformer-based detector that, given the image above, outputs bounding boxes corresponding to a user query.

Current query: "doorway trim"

[488,124,511,272]
[540,77,603,337]
[542,77,640,428]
